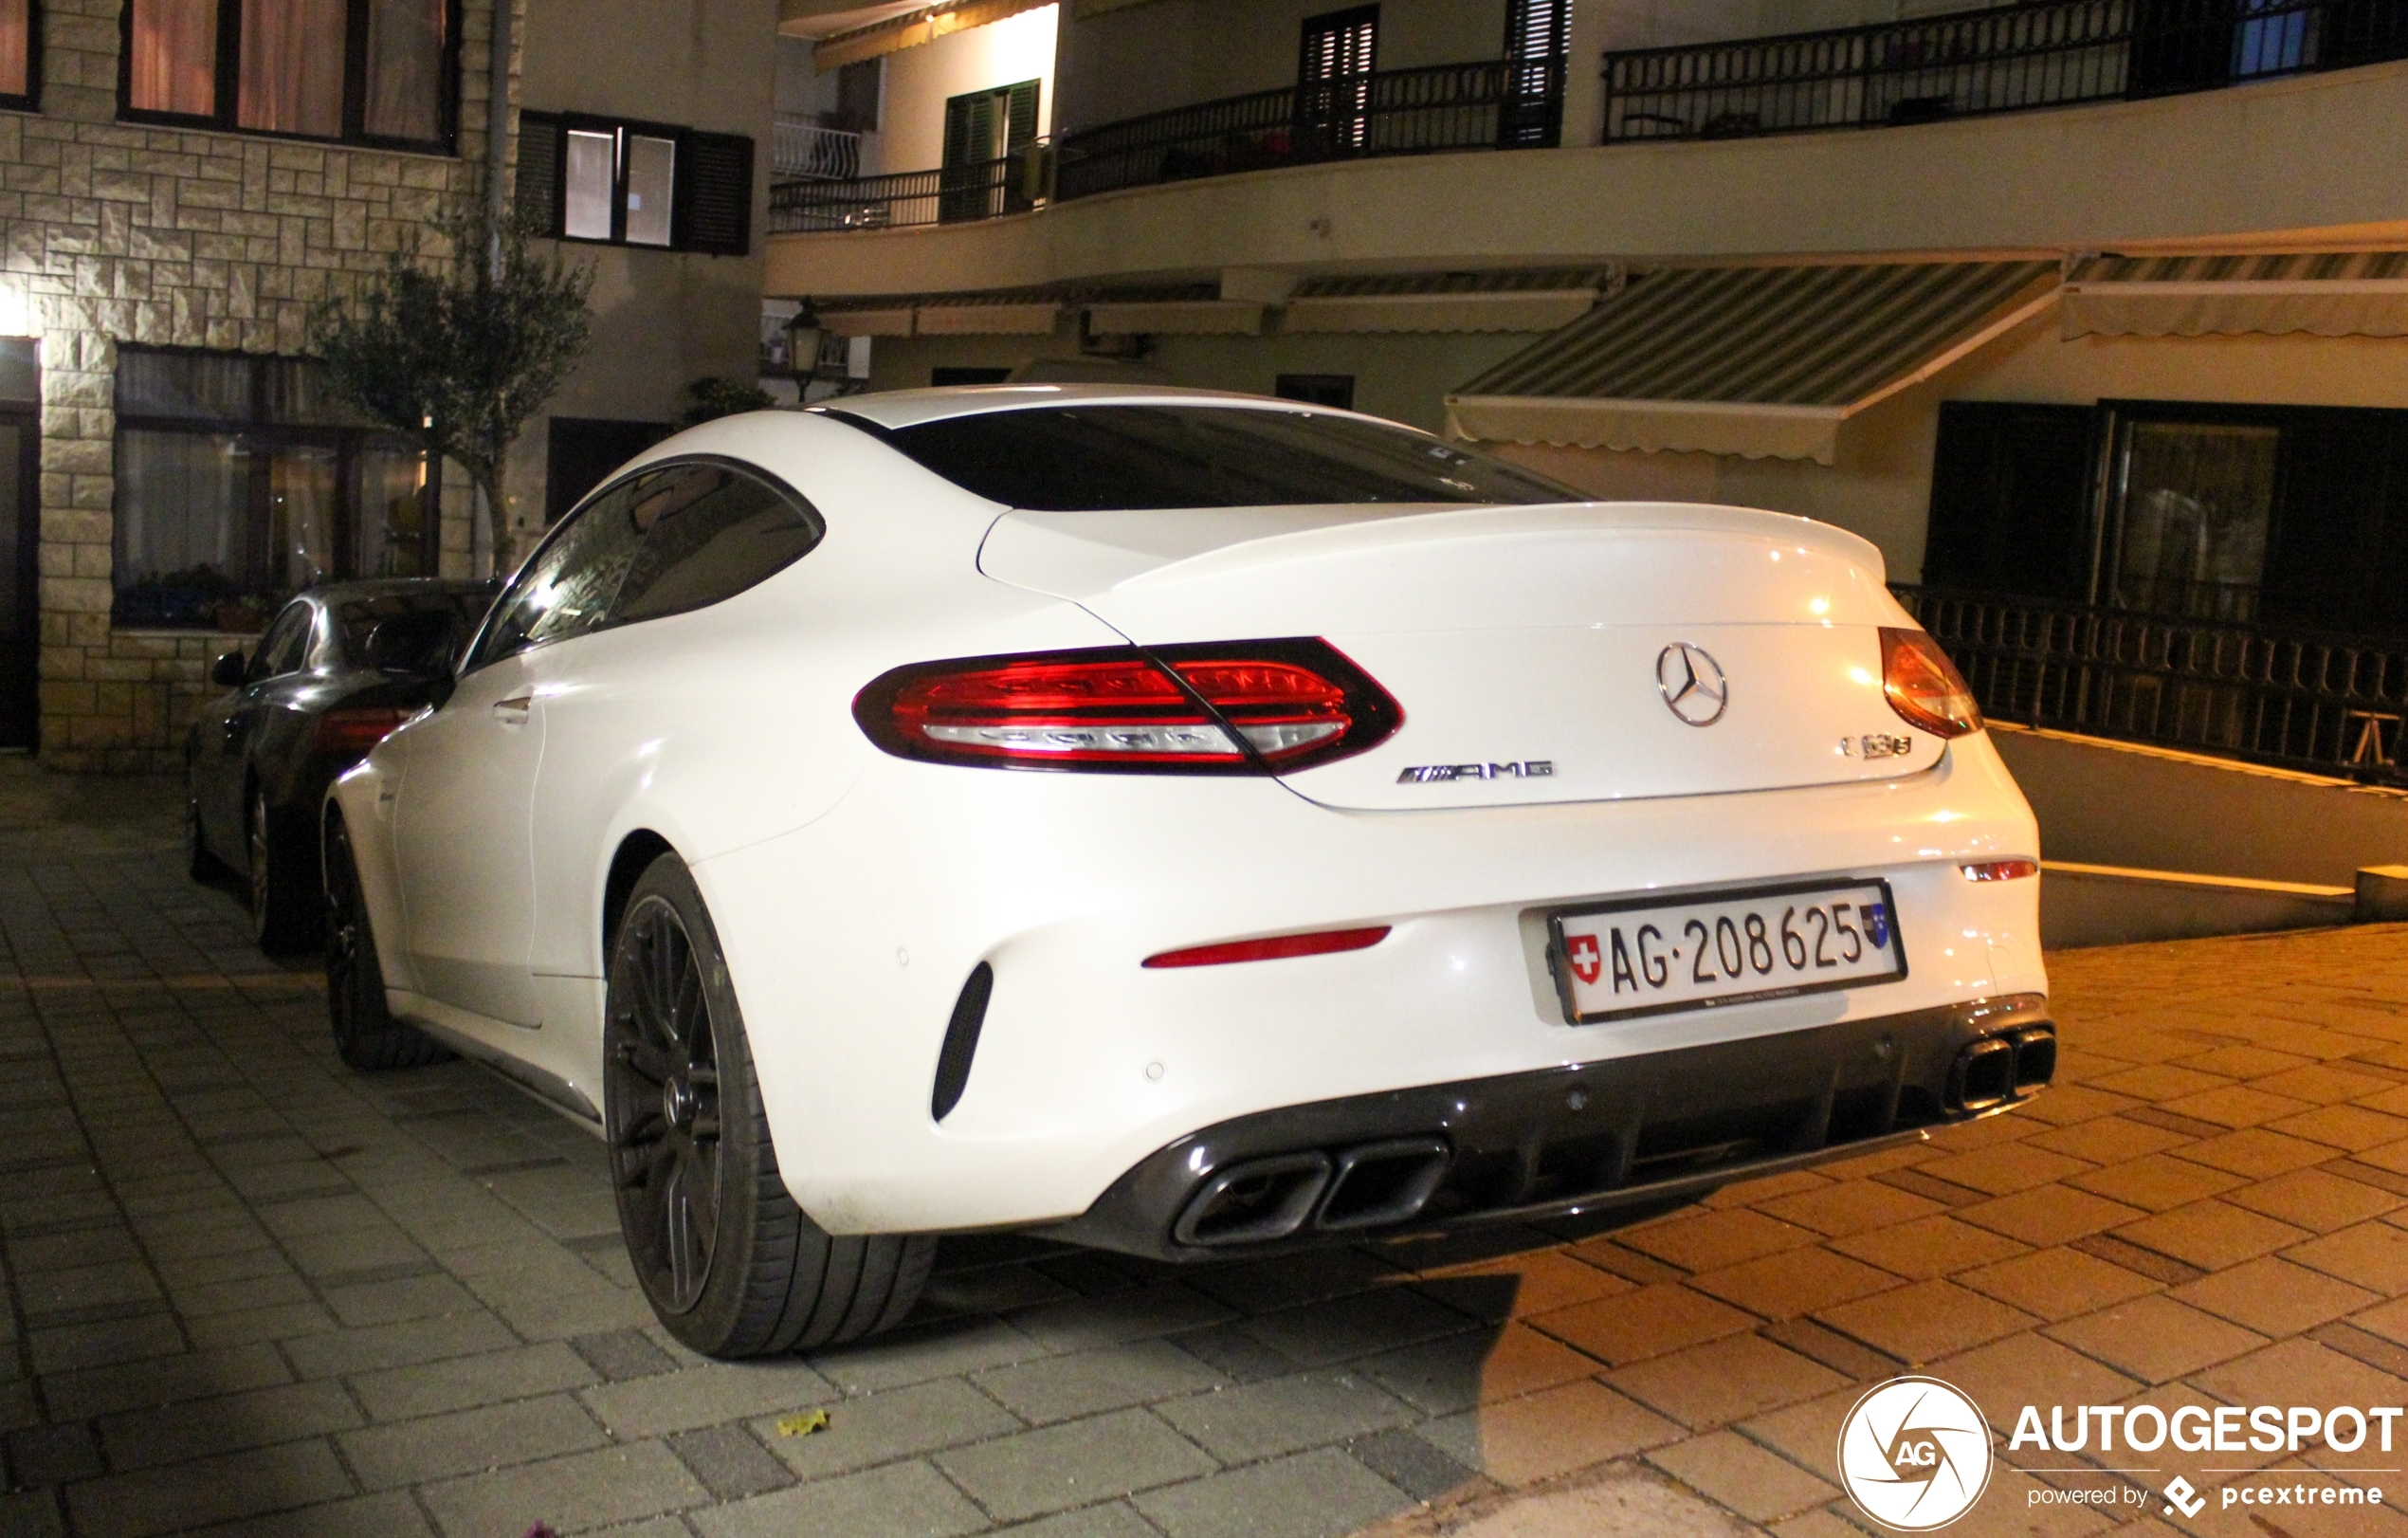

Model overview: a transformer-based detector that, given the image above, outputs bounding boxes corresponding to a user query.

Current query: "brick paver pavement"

[1,762,2404,1537]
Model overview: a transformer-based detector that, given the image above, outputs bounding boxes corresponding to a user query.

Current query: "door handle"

[493,694,533,727]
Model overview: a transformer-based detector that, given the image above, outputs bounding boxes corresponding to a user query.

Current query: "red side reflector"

[315,706,416,759]
[1143,925,1392,969]
[1961,859,2039,882]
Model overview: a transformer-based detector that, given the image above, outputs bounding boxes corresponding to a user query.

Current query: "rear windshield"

[332,589,495,665]
[845,404,1585,510]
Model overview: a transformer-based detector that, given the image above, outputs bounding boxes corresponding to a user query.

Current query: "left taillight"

[1879,627,1982,739]
[853,639,1402,774]
[315,706,416,760]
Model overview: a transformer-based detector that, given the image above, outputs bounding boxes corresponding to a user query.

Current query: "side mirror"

[210,650,246,687]
[365,611,458,677]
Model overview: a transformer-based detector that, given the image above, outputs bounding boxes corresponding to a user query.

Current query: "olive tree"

[306,210,593,570]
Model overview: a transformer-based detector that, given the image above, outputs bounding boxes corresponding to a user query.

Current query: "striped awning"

[1446,261,2059,465]
[2063,251,2408,339]
[812,0,1053,69]
[1283,268,1611,335]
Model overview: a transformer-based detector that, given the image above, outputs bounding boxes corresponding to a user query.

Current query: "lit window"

[121,0,457,149]
[626,136,677,247]
[238,0,347,137]
[0,0,31,105]
[127,0,218,117]
[518,113,757,257]
[110,347,442,630]
[563,130,617,241]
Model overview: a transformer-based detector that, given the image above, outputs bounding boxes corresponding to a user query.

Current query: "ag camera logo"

[1836,1377,1994,1530]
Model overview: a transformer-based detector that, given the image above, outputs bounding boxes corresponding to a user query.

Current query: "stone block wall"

[21,0,520,772]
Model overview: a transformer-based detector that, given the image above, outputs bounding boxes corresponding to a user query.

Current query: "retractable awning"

[810,0,1055,69]
[1284,269,1612,335]
[2062,251,2408,339]
[1446,261,2059,465]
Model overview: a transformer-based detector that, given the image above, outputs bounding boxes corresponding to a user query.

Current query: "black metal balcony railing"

[768,144,1044,233]
[1053,56,1565,202]
[1895,585,2408,784]
[1602,0,2408,142]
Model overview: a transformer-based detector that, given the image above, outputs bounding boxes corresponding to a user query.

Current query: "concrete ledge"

[1992,723,2408,888]
[2041,860,2355,949]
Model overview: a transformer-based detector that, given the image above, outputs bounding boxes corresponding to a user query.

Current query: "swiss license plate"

[1548,879,1906,1024]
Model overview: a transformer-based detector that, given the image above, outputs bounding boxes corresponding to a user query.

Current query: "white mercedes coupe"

[322,386,2052,1359]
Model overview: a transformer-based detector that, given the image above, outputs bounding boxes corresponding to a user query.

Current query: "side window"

[470,478,647,668]
[613,463,824,624]
[247,604,314,681]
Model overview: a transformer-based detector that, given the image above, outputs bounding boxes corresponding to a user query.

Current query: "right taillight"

[853,638,1402,774]
[314,706,417,760]
[1879,627,1981,739]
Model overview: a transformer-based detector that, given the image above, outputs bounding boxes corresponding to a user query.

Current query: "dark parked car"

[187,579,499,951]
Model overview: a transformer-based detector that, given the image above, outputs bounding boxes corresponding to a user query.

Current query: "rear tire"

[606,851,933,1359]
[249,789,320,954]
[323,811,451,1071]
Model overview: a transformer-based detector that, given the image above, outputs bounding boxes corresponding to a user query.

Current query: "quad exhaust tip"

[1949,1025,2056,1112]
[1173,1137,1451,1248]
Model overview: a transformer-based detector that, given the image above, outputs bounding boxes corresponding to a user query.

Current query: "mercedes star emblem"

[1656,643,1729,726]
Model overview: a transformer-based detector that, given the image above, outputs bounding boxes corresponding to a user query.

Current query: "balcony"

[763,20,2408,299]
[767,54,1564,235]
[1602,0,2408,143]
[773,116,866,182]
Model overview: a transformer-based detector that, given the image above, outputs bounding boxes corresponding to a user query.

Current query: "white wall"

[881,5,1059,174]
[512,0,779,560]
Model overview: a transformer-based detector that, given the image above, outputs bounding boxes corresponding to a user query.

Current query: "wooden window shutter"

[941,92,975,169]
[1005,79,1040,153]
[675,130,754,256]
[1504,0,1567,60]
[514,111,562,235]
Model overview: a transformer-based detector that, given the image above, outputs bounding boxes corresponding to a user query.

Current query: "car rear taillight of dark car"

[315,706,417,762]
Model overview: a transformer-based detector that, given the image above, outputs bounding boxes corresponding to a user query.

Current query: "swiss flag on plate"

[1565,932,1602,985]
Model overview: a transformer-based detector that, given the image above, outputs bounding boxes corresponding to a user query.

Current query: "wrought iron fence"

[1055,57,1564,202]
[1895,585,2408,783]
[1602,0,2408,143]
[772,117,864,182]
[767,145,1043,233]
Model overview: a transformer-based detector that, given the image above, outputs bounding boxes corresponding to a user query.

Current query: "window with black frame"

[112,348,441,630]
[119,0,456,150]
[1924,398,2408,636]
[0,0,38,112]
[516,112,755,256]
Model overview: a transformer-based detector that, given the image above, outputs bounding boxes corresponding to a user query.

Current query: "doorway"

[0,405,39,750]
[940,80,1040,223]
[1298,6,1378,155]
[2105,419,2279,623]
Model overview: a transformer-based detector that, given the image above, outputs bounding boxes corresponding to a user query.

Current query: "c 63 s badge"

[1841,733,1916,760]
[1397,760,1554,784]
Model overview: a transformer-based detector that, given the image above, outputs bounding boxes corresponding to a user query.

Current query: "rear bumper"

[1044,992,2052,1261]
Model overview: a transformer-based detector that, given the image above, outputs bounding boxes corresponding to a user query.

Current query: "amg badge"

[1397,760,1555,784]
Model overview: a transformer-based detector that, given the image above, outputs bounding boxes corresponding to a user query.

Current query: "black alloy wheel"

[323,811,450,1071]
[604,851,934,1357]
[607,891,725,1314]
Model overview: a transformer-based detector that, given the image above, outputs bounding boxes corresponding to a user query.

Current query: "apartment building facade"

[5,0,772,769]
[764,0,2408,778]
